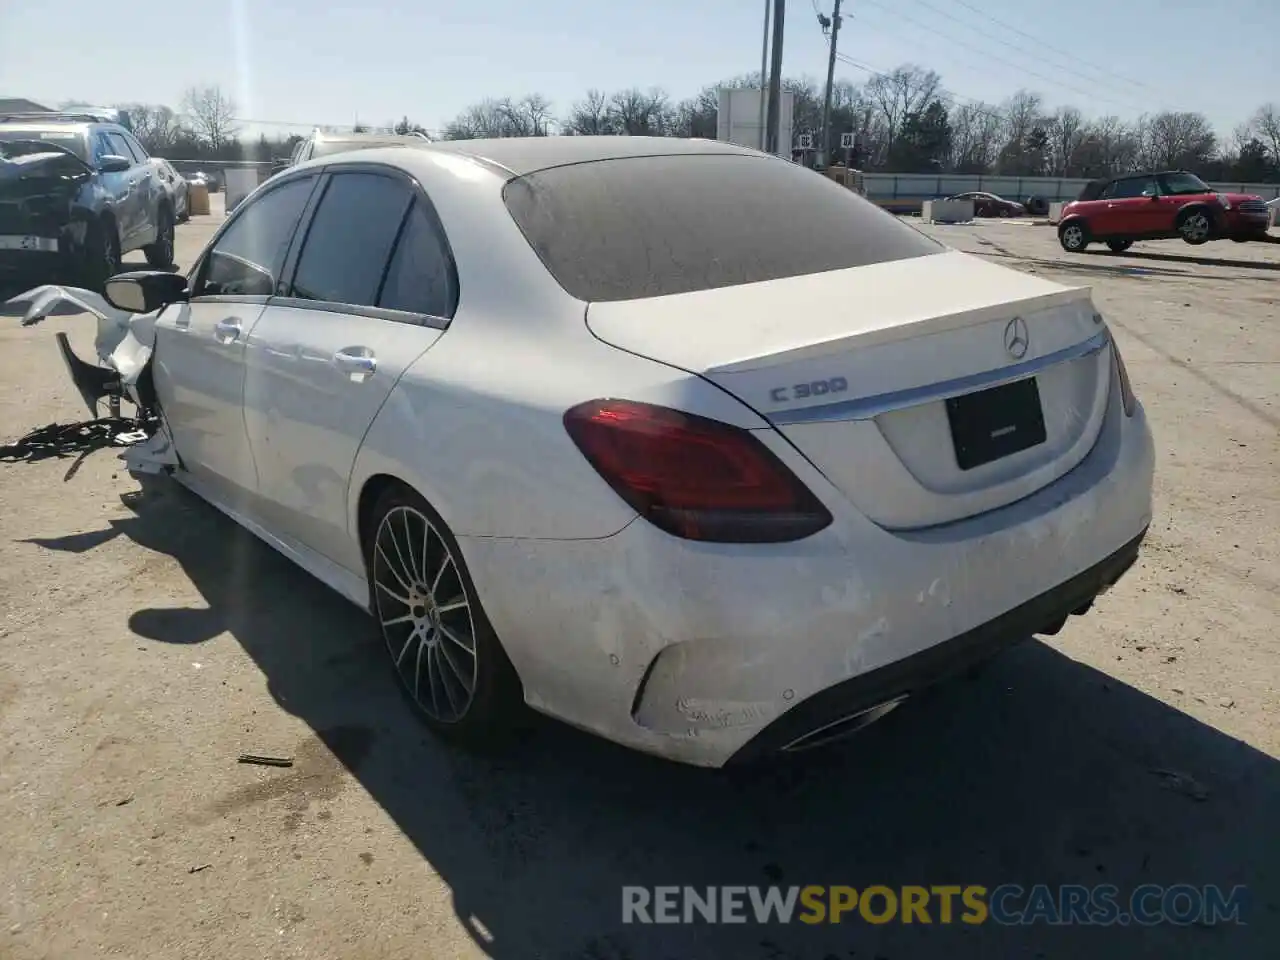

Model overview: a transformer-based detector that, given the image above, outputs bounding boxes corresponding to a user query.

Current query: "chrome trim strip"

[768,328,1111,425]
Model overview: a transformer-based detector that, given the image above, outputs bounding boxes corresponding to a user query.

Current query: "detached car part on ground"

[0,116,176,290]
[5,138,1155,767]
[1057,170,1271,253]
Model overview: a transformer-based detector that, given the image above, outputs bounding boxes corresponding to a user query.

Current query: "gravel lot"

[1,203,1276,959]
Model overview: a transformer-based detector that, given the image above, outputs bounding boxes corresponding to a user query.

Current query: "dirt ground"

[0,203,1276,960]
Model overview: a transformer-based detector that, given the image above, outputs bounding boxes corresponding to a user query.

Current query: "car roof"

[1111,170,1194,181]
[423,135,762,177]
[313,130,429,146]
[0,120,93,133]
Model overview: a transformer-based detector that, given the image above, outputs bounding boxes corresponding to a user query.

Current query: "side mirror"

[104,270,189,314]
[98,155,132,174]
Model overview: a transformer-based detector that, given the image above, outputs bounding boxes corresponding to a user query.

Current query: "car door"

[119,130,163,244]
[242,167,455,568]
[1097,176,1160,236]
[105,131,148,247]
[90,130,133,242]
[152,174,319,511]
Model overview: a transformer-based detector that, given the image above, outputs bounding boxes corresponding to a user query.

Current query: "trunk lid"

[586,249,1113,530]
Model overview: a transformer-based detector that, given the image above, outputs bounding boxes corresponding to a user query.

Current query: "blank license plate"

[945,377,1047,471]
[0,235,58,252]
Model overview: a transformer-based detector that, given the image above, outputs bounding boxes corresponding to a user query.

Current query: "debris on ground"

[0,416,155,466]
[237,754,294,768]
[188,863,212,874]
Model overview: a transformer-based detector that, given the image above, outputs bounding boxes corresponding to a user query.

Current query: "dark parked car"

[1058,170,1270,252]
[0,111,175,289]
[945,191,1026,217]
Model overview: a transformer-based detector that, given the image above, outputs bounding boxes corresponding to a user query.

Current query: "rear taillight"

[1112,342,1137,417]
[563,399,833,543]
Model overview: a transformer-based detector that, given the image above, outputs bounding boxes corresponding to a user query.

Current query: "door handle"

[214,319,243,343]
[332,351,377,376]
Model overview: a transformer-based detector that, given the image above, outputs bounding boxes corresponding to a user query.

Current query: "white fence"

[864,172,1280,210]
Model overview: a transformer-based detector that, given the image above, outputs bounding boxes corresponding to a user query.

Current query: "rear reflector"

[563,399,833,543]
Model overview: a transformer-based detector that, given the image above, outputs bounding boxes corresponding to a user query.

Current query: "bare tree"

[441,94,554,139]
[117,103,182,154]
[1047,106,1087,177]
[1249,103,1280,167]
[181,85,239,152]
[564,90,613,135]
[1142,111,1217,170]
[949,102,1001,174]
[865,66,942,161]
[607,88,674,135]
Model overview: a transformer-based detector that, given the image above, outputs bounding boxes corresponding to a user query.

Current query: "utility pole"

[758,0,771,151]
[764,0,786,155]
[818,0,843,169]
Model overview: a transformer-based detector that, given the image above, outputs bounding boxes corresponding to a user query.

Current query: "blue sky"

[1,0,1275,137]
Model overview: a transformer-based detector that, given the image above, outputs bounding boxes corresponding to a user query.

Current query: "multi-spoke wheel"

[1177,209,1213,245]
[366,484,521,745]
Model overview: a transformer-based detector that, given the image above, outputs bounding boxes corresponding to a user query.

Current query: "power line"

[852,1,1149,114]
[947,0,1152,92]
[900,0,1154,96]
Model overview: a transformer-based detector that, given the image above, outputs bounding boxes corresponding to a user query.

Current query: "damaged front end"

[2,284,179,474]
[0,140,96,285]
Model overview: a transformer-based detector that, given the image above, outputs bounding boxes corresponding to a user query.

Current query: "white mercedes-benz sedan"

[8,136,1155,767]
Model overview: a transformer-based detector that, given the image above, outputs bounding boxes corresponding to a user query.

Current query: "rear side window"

[289,171,412,307]
[195,176,315,297]
[378,199,458,318]
[502,154,942,302]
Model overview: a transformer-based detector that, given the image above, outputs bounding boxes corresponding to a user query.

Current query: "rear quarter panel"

[345,148,771,555]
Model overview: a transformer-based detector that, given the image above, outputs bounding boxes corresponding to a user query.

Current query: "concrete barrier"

[922,199,974,223]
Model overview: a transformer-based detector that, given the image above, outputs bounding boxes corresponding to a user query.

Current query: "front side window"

[106,132,136,164]
[289,171,412,307]
[90,132,114,166]
[1104,177,1158,200]
[120,131,149,162]
[194,175,316,297]
[502,153,943,302]
[1159,172,1211,196]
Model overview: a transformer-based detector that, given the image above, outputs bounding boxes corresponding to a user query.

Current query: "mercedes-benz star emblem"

[1003,316,1030,360]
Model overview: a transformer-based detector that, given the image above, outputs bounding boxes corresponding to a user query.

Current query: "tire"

[1176,207,1213,246]
[1058,220,1090,252]
[144,205,175,268]
[81,217,122,291]
[366,483,523,749]
[1106,240,1133,253]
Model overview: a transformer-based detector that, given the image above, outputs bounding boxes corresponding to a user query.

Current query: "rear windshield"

[502,154,943,302]
[0,128,88,161]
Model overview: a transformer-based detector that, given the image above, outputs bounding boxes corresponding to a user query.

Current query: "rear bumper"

[726,525,1144,765]
[458,380,1155,767]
